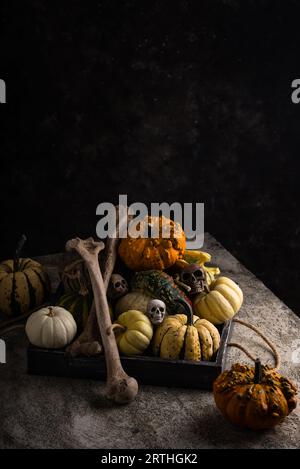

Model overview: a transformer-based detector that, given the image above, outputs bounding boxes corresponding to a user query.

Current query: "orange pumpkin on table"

[118,215,186,270]
[213,359,297,430]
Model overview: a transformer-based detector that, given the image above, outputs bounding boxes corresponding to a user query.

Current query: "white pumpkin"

[25,306,77,349]
[115,291,152,317]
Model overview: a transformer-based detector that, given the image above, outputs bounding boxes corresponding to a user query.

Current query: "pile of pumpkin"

[0,218,243,360]
[60,220,242,356]
[104,222,243,361]
[0,224,298,431]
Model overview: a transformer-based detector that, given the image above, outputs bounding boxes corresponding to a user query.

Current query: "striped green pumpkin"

[57,292,114,332]
[57,292,92,332]
[0,258,50,316]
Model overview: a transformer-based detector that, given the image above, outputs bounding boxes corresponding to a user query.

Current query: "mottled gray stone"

[0,234,299,449]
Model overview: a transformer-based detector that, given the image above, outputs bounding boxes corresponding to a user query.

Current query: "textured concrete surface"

[0,234,299,449]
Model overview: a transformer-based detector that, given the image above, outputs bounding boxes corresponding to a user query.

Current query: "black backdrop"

[0,1,299,314]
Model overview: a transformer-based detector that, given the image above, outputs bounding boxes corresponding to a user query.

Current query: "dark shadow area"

[0,1,299,314]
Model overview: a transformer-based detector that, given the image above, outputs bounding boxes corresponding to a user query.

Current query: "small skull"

[180,264,206,295]
[108,274,128,300]
[147,299,166,325]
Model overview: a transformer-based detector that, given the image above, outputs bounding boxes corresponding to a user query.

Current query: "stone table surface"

[0,234,299,449]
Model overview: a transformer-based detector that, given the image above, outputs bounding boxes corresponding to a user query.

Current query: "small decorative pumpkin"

[57,291,93,332]
[213,359,298,430]
[153,299,220,361]
[193,276,243,324]
[183,249,212,265]
[0,257,50,316]
[118,215,186,270]
[115,291,153,316]
[61,259,91,295]
[131,270,191,314]
[25,306,77,349]
[111,310,153,356]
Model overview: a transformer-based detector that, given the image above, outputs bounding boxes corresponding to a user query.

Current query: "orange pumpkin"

[118,215,186,270]
[213,360,297,430]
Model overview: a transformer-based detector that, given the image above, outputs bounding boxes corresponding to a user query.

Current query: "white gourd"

[25,306,77,349]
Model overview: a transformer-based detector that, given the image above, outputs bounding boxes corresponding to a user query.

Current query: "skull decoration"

[180,264,206,296]
[107,274,129,300]
[147,299,166,325]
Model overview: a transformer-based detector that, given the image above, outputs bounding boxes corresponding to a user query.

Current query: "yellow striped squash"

[0,258,50,316]
[153,299,220,361]
[57,292,113,332]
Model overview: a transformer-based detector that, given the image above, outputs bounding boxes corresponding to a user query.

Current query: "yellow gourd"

[193,276,243,325]
[112,310,153,356]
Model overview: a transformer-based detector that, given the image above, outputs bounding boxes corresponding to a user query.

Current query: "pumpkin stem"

[107,323,126,335]
[173,276,192,293]
[47,307,55,317]
[14,234,27,272]
[254,358,262,384]
[176,298,194,326]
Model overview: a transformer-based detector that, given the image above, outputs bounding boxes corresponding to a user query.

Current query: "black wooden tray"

[25,251,233,389]
[27,320,233,390]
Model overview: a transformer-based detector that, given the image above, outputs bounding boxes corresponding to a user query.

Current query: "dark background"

[0,0,299,314]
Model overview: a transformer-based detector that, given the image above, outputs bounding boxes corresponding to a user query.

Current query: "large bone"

[66,236,138,404]
[66,236,118,357]
[66,206,127,357]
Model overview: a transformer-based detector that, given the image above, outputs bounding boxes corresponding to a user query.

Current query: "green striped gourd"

[131,270,191,314]
[57,292,92,332]
[0,258,50,316]
[57,292,113,332]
